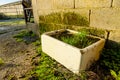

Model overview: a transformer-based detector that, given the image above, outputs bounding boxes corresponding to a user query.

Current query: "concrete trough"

[41,29,105,74]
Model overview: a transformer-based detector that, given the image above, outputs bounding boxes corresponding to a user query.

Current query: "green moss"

[67,27,105,38]
[39,12,89,32]
[63,12,89,26]
[39,23,67,34]
[39,21,105,38]
[32,40,41,46]
[100,48,120,72]
[77,28,105,38]
[8,75,17,80]
[110,70,120,80]
[39,12,90,34]
[99,41,120,73]
[16,38,23,42]
[39,23,54,34]
[53,24,67,30]
[44,13,62,24]
[88,28,105,38]
[13,30,38,44]
[0,58,4,65]
[28,45,86,80]
[39,15,45,22]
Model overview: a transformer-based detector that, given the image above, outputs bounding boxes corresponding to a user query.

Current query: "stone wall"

[32,0,120,43]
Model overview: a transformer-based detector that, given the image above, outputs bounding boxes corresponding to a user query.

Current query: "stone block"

[32,0,39,24]
[90,8,120,30]
[113,0,120,7]
[75,0,111,8]
[38,10,62,16]
[53,0,74,9]
[27,23,40,36]
[37,0,54,10]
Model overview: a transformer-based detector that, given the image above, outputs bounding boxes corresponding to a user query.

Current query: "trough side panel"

[41,34,81,74]
[80,39,105,70]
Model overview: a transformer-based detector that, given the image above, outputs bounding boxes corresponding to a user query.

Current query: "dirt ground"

[0,26,38,80]
[0,26,115,80]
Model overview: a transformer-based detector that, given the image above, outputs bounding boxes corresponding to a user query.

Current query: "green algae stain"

[63,12,89,26]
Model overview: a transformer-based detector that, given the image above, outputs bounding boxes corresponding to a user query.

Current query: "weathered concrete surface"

[37,0,54,10]
[26,23,40,36]
[41,29,105,74]
[33,0,74,10]
[38,9,62,16]
[32,0,39,24]
[109,30,120,43]
[113,0,120,7]
[90,8,120,30]
[75,0,111,8]
[53,0,74,9]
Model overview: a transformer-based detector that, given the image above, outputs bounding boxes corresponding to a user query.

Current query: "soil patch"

[0,29,39,80]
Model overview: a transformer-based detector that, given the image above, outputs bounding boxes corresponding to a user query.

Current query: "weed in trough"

[52,30,99,48]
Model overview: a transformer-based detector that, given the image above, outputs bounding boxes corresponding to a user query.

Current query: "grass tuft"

[13,30,38,44]
[0,58,4,65]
